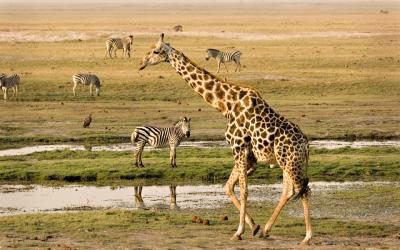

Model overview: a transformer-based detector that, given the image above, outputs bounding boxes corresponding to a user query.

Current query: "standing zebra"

[72,73,101,96]
[131,117,191,168]
[0,74,20,100]
[205,48,242,73]
[104,35,133,59]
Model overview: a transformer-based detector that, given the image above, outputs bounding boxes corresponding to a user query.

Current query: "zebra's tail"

[131,129,139,143]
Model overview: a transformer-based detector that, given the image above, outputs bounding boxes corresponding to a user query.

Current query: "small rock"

[191,215,198,223]
[196,217,203,224]
[198,108,201,112]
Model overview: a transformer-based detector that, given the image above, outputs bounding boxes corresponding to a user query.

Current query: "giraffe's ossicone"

[139,33,312,244]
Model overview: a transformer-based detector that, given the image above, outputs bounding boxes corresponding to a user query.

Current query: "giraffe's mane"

[179,51,225,83]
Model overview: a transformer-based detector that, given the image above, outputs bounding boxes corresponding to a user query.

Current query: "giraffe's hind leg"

[301,193,312,244]
[260,172,295,238]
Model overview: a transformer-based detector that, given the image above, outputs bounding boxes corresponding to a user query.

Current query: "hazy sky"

[2,0,397,5]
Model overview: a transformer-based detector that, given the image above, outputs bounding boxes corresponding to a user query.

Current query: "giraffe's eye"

[153,51,160,54]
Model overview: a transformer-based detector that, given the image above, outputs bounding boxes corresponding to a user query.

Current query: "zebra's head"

[128,35,133,45]
[175,116,191,138]
[205,49,219,61]
[139,33,171,71]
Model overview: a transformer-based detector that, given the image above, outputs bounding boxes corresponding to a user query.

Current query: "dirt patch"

[1,230,398,249]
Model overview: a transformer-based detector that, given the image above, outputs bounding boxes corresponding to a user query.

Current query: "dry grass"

[0,3,399,146]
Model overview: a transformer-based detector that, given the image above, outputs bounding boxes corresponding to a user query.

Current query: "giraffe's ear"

[160,33,164,42]
[187,117,191,122]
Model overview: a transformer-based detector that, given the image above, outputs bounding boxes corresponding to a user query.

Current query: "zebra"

[131,117,191,168]
[0,74,20,100]
[173,25,183,32]
[205,48,242,73]
[72,73,101,96]
[104,35,133,59]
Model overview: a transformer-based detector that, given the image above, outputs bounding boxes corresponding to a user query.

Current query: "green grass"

[0,147,398,184]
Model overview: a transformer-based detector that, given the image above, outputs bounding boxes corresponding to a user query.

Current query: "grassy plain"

[0,3,399,148]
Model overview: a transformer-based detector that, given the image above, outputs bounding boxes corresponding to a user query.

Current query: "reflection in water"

[1,182,399,220]
[134,186,178,210]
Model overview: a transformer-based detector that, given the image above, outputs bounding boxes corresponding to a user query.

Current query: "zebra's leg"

[169,186,179,209]
[89,84,93,96]
[134,186,145,209]
[234,59,241,72]
[96,87,100,96]
[73,83,77,96]
[223,62,229,72]
[217,61,221,73]
[12,87,16,97]
[169,146,177,168]
[15,85,18,97]
[135,141,146,167]
[4,88,8,101]
[2,88,6,101]
[114,47,117,58]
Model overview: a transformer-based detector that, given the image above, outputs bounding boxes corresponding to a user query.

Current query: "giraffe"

[138,33,312,244]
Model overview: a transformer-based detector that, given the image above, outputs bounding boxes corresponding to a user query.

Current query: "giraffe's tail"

[294,177,310,200]
[294,146,310,200]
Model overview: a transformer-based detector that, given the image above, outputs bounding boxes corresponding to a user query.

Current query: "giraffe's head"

[139,33,171,71]
[174,116,191,138]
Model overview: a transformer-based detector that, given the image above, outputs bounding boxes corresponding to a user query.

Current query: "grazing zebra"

[0,74,20,100]
[72,73,101,96]
[173,25,183,32]
[205,48,242,73]
[131,117,191,168]
[104,35,133,59]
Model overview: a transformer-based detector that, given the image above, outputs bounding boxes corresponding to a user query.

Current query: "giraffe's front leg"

[226,157,260,240]
[231,164,248,240]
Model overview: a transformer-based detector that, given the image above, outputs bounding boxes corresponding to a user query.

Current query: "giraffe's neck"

[167,48,234,117]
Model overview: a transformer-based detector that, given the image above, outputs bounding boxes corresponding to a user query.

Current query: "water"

[0,140,398,157]
[1,182,398,220]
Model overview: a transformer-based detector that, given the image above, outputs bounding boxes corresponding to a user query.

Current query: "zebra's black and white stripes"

[0,73,20,100]
[205,48,242,73]
[72,73,101,96]
[131,117,191,168]
[105,35,133,59]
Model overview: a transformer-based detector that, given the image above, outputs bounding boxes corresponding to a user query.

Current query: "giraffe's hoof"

[252,224,260,236]
[230,234,242,241]
[300,239,311,245]
[259,232,270,239]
